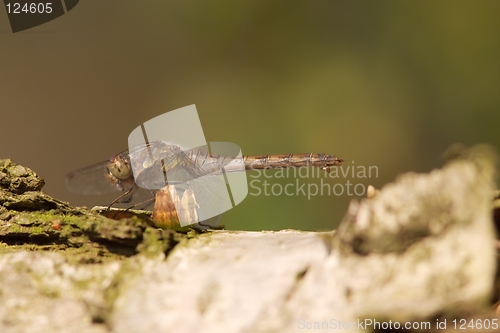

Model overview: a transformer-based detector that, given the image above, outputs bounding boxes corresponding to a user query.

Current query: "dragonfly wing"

[131,142,206,190]
[64,160,125,195]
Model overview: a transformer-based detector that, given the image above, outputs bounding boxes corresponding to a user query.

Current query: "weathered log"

[0,145,498,333]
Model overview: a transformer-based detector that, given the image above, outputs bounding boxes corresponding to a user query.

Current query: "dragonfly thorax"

[139,142,185,173]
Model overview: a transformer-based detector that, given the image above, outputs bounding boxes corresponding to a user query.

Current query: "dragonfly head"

[106,155,132,181]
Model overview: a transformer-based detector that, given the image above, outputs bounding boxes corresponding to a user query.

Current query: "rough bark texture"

[0,145,499,333]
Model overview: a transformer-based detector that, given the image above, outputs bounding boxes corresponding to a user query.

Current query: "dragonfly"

[65,141,344,228]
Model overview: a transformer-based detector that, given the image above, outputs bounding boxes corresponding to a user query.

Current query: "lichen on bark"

[0,158,185,263]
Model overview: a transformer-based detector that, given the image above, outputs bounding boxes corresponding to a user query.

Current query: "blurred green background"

[0,1,499,231]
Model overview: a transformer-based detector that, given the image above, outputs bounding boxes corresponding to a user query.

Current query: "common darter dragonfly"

[65,141,344,228]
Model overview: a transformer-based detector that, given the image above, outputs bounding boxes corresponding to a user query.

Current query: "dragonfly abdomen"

[186,148,344,173]
[243,153,343,172]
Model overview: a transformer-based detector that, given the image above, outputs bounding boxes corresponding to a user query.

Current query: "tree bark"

[0,145,498,333]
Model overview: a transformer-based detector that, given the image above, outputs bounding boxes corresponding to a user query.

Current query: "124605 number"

[6,3,53,14]
[452,318,498,330]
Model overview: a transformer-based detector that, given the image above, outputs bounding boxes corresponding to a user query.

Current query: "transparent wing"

[64,145,141,196]
[64,159,123,195]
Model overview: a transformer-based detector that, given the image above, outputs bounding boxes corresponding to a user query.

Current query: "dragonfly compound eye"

[107,155,131,180]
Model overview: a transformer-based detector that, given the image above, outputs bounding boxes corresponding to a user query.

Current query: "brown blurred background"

[1,1,499,231]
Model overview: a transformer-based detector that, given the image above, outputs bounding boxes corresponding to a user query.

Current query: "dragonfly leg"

[124,197,155,212]
[107,187,135,210]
